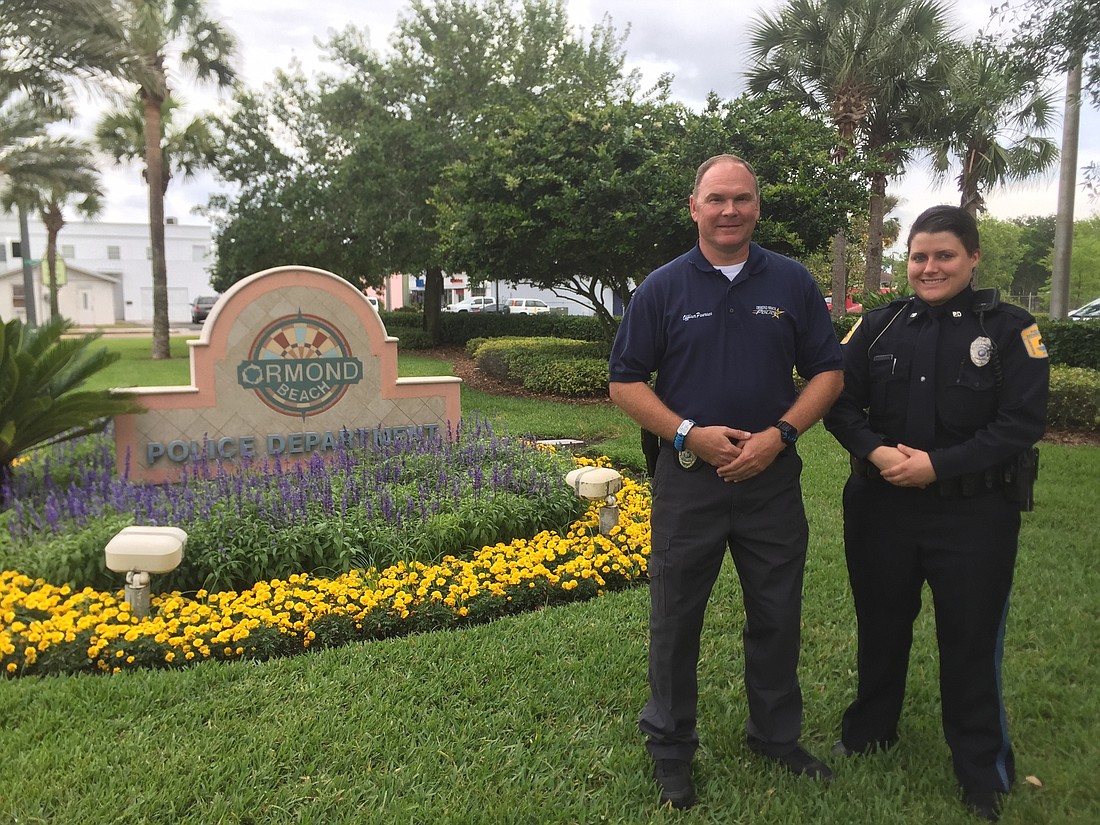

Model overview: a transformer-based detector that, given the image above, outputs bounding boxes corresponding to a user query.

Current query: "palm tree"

[0,316,139,502]
[0,0,151,105]
[112,0,236,359]
[0,138,103,321]
[96,95,221,198]
[747,0,954,301]
[930,41,1059,221]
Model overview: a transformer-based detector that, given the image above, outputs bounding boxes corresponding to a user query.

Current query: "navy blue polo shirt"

[609,242,842,433]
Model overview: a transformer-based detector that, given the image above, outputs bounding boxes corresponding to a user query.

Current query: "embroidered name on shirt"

[753,305,785,319]
[682,312,714,322]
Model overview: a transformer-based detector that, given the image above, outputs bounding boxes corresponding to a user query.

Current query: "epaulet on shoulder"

[867,296,912,316]
[995,301,1035,322]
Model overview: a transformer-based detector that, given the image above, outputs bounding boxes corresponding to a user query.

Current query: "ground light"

[104,526,188,617]
[564,466,623,535]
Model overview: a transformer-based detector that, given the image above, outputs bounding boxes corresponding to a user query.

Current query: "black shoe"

[831,739,854,758]
[748,741,835,783]
[832,737,896,757]
[964,790,1005,822]
[652,759,695,810]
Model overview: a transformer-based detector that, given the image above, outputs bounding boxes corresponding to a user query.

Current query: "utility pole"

[1050,60,1082,319]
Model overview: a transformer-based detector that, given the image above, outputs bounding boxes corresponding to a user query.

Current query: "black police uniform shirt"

[823,286,1049,482]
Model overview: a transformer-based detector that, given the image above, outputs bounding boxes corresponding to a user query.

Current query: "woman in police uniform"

[824,206,1049,822]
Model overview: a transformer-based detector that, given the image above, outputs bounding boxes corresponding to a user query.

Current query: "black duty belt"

[850,455,1011,499]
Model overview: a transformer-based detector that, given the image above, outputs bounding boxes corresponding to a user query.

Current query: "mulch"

[424,346,1100,446]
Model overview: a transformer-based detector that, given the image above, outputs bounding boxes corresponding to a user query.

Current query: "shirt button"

[920,376,928,382]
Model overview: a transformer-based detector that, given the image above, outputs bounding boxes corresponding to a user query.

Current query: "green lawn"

[4,340,1097,823]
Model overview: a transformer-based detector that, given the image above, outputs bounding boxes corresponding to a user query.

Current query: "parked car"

[824,294,863,313]
[503,298,552,315]
[1069,297,1100,320]
[443,296,500,313]
[191,295,219,323]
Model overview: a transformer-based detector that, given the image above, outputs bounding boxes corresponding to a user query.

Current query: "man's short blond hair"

[693,154,760,198]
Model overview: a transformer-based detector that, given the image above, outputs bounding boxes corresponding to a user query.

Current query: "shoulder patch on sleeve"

[841,316,863,345]
[1021,323,1048,359]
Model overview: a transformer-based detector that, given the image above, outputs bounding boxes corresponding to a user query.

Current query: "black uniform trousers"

[641,444,808,761]
[840,474,1020,793]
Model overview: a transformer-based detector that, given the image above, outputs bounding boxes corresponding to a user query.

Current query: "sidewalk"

[68,324,200,337]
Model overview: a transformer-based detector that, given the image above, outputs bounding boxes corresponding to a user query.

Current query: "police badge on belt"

[678,448,701,470]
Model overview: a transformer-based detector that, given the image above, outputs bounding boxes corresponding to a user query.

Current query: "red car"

[824,294,863,313]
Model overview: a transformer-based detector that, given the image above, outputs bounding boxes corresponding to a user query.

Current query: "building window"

[192,245,208,262]
[61,244,75,258]
[12,284,25,309]
[11,241,21,259]
[107,245,121,260]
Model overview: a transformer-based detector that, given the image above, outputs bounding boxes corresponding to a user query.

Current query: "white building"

[0,217,215,325]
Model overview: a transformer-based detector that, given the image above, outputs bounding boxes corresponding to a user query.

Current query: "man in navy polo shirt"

[609,154,844,809]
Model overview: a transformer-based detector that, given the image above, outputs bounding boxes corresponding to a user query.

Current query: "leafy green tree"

[1012,214,1057,295]
[109,0,236,360]
[1000,0,1100,105]
[437,93,867,335]
[747,0,954,303]
[0,317,138,501]
[929,41,1058,221]
[316,0,637,343]
[1044,215,1100,307]
[974,216,1024,293]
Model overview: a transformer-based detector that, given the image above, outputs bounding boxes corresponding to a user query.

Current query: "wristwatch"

[673,419,696,451]
[773,419,798,445]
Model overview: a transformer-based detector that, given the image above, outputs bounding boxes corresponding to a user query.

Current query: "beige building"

[0,262,119,327]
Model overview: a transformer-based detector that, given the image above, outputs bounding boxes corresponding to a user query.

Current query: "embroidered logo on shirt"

[1021,323,1049,359]
[752,305,785,319]
[682,312,714,322]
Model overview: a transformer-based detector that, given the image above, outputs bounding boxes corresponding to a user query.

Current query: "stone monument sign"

[113,266,461,483]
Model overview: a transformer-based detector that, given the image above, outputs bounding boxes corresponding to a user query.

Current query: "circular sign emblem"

[237,312,363,416]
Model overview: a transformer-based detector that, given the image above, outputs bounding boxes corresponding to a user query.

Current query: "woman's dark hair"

[907,205,980,255]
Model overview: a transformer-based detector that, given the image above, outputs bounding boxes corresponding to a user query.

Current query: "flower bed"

[1,460,651,678]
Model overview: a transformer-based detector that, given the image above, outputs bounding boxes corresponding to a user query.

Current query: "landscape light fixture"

[104,526,187,618]
[564,466,623,535]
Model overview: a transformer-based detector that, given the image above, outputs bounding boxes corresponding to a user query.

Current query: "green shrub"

[472,337,609,388]
[1040,319,1100,370]
[523,358,610,397]
[1047,365,1100,432]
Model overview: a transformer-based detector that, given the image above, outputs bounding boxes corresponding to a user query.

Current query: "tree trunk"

[424,266,444,344]
[830,229,847,321]
[43,203,64,321]
[18,206,37,327]
[1050,61,1082,319]
[864,172,887,296]
[143,86,171,360]
[46,229,60,320]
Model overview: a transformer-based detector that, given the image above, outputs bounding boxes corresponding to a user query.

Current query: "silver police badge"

[970,336,993,367]
[677,449,699,470]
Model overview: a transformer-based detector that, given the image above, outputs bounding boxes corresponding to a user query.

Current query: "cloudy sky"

[84,0,1099,243]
